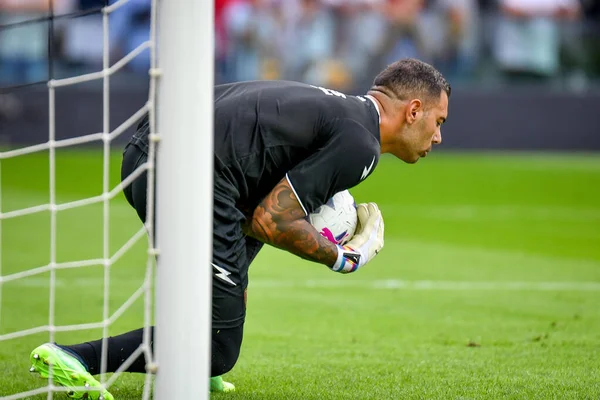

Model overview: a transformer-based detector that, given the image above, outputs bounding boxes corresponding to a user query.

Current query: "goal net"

[0,1,212,399]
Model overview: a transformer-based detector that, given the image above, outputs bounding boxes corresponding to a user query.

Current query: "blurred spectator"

[386,0,427,60]
[108,0,151,74]
[327,0,386,90]
[60,0,105,71]
[0,0,66,85]
[279,0,336,87]
[369,0,427,78]
[492,0,581,83]
[60,0,151,75]
[221,0,275,83]
[3,0,600,90]
[216,0,234,82]
[425,0,480,83]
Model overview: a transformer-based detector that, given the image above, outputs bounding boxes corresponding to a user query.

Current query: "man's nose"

[433,130,442,145]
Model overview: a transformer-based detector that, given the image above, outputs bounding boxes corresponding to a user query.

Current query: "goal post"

[153,0,214,398]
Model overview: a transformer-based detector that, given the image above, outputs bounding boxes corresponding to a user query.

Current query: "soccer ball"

[307,190,358,245]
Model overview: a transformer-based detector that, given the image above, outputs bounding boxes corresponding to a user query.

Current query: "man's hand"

[330,203,384,273]
[245,178,384,274]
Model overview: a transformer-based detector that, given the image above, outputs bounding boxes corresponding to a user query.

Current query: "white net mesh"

[0,0,158,398]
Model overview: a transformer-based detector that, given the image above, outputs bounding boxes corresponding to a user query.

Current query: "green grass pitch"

[0,149,599,399]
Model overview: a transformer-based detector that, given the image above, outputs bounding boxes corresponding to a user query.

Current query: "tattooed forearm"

[246,178,338,267]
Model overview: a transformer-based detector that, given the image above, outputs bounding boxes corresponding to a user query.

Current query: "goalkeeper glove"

[330,202,384,273]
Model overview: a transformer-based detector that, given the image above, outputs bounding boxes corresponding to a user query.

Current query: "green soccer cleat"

[210,375,235,393]
[29,343,114,400]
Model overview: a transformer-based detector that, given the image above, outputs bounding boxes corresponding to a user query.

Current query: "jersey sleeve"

[286,118,380,215]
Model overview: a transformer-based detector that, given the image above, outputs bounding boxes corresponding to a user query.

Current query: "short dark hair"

[371,58,451,103]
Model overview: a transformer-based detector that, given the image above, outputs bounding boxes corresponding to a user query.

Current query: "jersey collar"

[365,95,381,123]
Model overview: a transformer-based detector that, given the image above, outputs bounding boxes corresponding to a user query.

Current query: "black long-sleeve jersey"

[126,80,382,326]
[213,80,381,215]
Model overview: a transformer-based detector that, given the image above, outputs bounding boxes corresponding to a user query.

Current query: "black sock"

[62,327,154,375]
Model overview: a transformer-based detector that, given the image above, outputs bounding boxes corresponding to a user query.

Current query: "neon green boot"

[210,375,235,393]
[29,343,114,400]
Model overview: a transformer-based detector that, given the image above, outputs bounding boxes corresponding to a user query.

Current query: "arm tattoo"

[247,178,338,267]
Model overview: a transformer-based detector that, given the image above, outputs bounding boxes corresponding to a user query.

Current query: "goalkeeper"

[28,58,449,399]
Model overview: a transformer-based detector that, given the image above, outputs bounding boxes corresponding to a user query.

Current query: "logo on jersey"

[212,263,237,286]
[360,156,376,181]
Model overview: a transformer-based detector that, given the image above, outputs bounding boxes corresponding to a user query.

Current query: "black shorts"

[121,119,263,329]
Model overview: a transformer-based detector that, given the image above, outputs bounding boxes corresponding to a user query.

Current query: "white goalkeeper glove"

[330,202,384,273]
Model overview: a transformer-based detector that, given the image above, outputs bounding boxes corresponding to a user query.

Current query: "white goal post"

[153,0,214,399]
[0,0,213,398]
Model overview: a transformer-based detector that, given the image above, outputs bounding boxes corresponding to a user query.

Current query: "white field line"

[6,277,600,291]
[378,204,600,222]
[249,279,600,291]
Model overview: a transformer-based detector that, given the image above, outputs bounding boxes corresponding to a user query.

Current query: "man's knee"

[211,325,243,376]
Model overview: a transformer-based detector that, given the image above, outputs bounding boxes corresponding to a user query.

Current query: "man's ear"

[405,99,422,125]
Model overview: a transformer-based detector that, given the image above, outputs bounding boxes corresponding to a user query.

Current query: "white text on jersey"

[310,85,347,99]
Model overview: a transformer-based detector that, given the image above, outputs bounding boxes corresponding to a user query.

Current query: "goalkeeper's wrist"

[330,245,360,273]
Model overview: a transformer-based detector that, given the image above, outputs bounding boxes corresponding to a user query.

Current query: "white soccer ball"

[307,190,358,245]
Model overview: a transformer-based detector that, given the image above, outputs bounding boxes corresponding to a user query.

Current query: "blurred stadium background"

[2,0,600,149]
[0,0,599,399]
